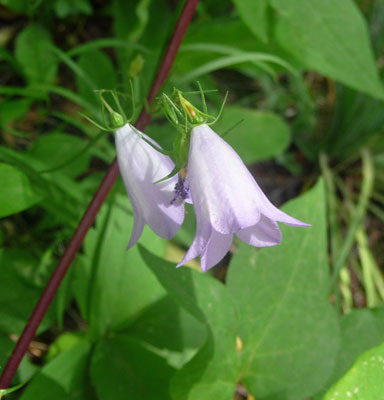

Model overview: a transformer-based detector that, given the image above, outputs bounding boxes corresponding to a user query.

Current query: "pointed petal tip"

[277,215,311,228]
[286,220,311,228]
[200,262,212,273]
[125,243,134,251]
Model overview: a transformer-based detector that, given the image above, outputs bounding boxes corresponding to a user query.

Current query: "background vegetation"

[1,0,384,398]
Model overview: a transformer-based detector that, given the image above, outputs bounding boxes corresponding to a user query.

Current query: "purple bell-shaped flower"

[178,124,309,271]
[115,124,185,248]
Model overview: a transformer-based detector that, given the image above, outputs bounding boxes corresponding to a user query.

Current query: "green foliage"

[0,249,56,334]
[323,341,384,400]
[272,0,384,99]
[138,181,340,399]
[15,24,58,85]
[214,106,291,163]
[74,196,167,339]
[0,163,41,218]
[139,246,239,400]
[228,180,339,400]
[54,0,92,18]
[19,340,92,400]
[27,133,92,178]
[90,335,175,399]
[327,307,384,385]
[233,0,269,42]
[76,51,118,107]
[0,0,29,13]
[1,0,384,398]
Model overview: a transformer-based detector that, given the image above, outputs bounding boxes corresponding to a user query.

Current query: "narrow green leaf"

[66,38,148,58]
[177,52,297,83]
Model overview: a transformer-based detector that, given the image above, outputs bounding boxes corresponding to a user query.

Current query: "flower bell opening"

[170,174,191,205]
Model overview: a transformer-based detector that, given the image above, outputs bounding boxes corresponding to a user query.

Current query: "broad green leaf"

[125,295,206,354]
[76,50,117,106]
[73,195,167,339]
[213,107,291,163]
[27,132,92,178]
[139,246,239,400]
[0,334,15,374]
[46,332,85,362]
[0,163,41,218]
[328,307,384,386]
[15,24,58,85]
[0,249,56,334]
[0,146,89,224]
[323,341,384,400]
[0,99,32,127]
[227,180,340,399]
[272,0,384,99]
[54,0,92,18]
[91,334,175,400]
[0,0,28,13]
[20,340,92,400]
[233,0,269,42]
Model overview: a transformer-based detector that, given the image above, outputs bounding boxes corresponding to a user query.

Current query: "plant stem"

[329,148,374,290]
[0,0,200,389]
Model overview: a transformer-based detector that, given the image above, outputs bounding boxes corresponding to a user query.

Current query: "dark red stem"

[0,0,200,389]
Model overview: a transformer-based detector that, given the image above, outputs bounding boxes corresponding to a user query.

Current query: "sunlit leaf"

[227,180,340,399]
[323,341,384,400]
[272,0,384,99]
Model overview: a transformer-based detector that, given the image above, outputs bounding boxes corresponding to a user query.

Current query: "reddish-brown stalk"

[0,0,200,389]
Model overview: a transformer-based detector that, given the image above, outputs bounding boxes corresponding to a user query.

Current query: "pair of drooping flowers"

[113,89,309,271]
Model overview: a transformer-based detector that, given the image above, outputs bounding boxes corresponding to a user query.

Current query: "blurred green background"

[1,0,384,399]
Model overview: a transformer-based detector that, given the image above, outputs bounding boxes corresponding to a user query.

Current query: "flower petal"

[115,124,185,245]
[177,215,212,268]
[236,215,282,247]
[258,200,310,227]
[188,124,261,234]
[200,230,233,272]
[126,206,144,249]
[246,181,310,227]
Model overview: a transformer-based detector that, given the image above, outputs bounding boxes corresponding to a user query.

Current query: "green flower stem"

[329,149,374,290]
[319,153,342,270]
[356,227,379,307]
